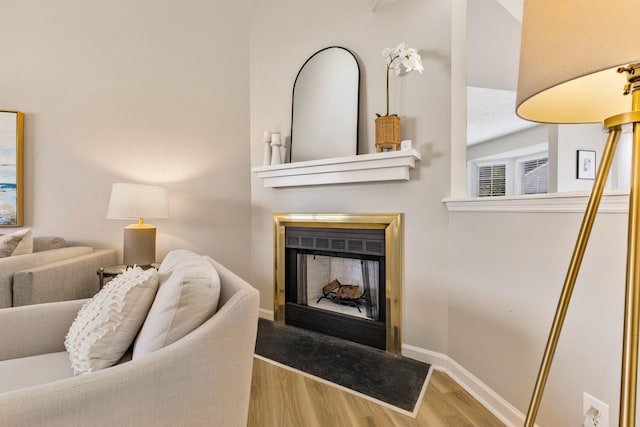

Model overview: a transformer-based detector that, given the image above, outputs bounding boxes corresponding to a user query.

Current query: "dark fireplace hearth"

[273,213,403,355]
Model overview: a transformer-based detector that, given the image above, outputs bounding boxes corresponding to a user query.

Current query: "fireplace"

[285,227,386,349]
[273,213,403,354]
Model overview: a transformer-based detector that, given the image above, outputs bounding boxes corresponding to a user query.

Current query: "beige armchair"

[0,257,259,427]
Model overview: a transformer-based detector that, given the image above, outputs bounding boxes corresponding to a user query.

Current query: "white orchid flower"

[382,43,423,75]
[395,42,408,59]
[380,42,424,116]
[402,55,424,73]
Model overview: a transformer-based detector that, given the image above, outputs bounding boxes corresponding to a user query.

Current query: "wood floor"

[248,357,506,427]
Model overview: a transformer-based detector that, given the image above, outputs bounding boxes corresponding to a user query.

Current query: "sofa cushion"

[0,229,32,258]
[0,351,73,394]
[33,236,66,253]
[65,267,159,375]
[132,249,220,359]
[11,230,33,256]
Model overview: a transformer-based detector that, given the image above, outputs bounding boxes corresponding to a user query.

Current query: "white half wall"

[448,210,626,426]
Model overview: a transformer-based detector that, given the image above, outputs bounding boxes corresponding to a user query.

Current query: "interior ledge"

[443,189,631,213]
[252,150,421,188]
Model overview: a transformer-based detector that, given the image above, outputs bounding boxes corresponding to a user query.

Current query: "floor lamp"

[516,1,640,426]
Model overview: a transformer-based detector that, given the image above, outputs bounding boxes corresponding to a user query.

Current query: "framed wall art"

[577,149,596,180]
[0,111,24,226]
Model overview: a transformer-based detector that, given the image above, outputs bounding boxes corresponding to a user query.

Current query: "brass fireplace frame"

[273,213,403,355]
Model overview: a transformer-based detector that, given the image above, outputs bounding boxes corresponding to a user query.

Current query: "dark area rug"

[254,318,431,413]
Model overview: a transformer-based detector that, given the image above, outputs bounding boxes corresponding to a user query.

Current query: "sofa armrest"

[0,246,95,308]
[0,299,86,361]
[12,249,117,306]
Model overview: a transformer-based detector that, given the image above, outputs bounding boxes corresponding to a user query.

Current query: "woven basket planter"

[375,115,401,152]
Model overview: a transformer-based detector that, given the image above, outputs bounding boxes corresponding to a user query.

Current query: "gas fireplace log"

[323,279,340,295]
[336,285,361,300]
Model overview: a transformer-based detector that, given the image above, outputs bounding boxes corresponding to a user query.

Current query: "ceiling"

[467,86,537,145]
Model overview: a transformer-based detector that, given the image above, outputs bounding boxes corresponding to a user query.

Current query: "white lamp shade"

[106,183,169,220]
[516,0,640,123]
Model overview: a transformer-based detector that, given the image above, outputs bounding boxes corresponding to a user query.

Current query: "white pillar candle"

[262,131,273,166]
[270,133,282,165]
[263,141,272,166]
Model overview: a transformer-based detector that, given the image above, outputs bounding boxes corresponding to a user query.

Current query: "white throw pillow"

[132,250,220,359]
[65,267,159,375]
[0,228,32,257]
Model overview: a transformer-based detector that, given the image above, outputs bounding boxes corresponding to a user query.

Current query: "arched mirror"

[290,46,360,163]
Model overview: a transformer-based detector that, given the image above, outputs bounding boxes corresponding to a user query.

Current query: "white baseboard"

[259,308,274,321]
[257,309,529,426]
[401,344,534,427]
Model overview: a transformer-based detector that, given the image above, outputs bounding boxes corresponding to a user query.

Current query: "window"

[522,157,548,195]
[477,164,506,197]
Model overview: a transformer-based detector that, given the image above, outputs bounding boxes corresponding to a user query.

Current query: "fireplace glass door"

[296,254,380,321]
[284,227,386,349]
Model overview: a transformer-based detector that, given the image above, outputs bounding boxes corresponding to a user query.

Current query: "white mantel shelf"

[251,149,421,188]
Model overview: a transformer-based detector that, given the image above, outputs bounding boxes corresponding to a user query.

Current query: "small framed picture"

[577,150,596,180]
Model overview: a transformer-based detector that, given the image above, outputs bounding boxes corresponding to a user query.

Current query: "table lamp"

[516,1,640,426]
[106,183,169,267]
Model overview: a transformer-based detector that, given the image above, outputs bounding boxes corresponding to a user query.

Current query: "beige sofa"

[0,236,116,308]
[0,256,259,427]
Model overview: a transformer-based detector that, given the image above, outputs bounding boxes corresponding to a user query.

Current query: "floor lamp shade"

[107,183,169,266]
[517,0,640,123]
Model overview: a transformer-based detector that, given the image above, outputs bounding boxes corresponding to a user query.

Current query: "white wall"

[556,124,608,192]
[467,0,520,91]
[250,0,453,353]
[448,210,626,426]
[0,0,252,278]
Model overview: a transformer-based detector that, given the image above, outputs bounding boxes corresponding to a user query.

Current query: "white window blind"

[477,164,506,197]
[522,157,548,195]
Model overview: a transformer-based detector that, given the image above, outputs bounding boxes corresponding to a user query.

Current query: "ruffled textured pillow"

[65,267,159,375]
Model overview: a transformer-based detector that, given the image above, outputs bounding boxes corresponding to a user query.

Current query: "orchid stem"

[386,64,390,116]
[386,55,399,117]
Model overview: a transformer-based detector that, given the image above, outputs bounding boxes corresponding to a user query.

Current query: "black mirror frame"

[289,46,361,163]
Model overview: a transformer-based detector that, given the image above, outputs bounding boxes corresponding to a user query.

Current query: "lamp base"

[123,225,156,267]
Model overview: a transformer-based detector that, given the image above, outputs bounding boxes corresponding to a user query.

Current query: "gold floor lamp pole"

[523,68,640,427]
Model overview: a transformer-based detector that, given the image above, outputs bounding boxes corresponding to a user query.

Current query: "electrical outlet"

[583,392,609,427]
